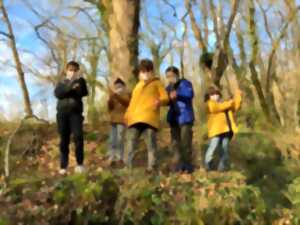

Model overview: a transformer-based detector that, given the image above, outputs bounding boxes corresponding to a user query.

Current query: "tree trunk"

[186,0,240,88]
[249,62,271,120]
[248,0,281,124]
[0,0,33,117]
[93,0,140,88]
[86,40,101,124]
[151,46,162,76]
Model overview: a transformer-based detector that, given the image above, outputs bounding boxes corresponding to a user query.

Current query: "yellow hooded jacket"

[125,78,169,129]
[207,92,242,138]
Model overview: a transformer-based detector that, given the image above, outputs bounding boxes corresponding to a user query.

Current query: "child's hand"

[154,99,161,110]
[124,114,129,125]
[170,91,177,100]
[233,90,242,111]
[72,83,80,89]
[235,89,242,98]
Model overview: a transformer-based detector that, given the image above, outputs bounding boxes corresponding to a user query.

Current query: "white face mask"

[115,86,124,94]
[211,94,220,102]
[168,76,179,85]
[139,72,150,81]
[166,72,179,85]
[66,70,77,80]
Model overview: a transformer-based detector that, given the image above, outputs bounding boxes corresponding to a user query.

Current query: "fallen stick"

[4,120,23,178]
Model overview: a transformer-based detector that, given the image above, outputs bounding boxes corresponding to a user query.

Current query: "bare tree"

[141,11,174,76]
[0,0,33,117]
[161,1,190,77]
[24,1,111,124]
[185,0,240,88]
[248,0,300,125]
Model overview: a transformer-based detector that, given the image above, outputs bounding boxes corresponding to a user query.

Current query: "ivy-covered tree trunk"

[248,1,275,124]
[151,46,163,76]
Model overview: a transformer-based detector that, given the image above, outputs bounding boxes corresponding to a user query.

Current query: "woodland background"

[1,0,300,224]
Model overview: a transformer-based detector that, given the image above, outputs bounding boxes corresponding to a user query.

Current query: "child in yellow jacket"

[125,59,169,171]
[204,87,242,171]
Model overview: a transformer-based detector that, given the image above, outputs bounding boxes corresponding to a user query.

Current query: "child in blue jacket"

[166,66,195,173]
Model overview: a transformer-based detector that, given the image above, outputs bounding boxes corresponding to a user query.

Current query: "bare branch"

[223,0,240,48]
[184,0,207,51]
[0,0,33,116]
[266,5,300,92]
[257,1,274,42]
[161,0,177,17]
[0,30,11,39]
[209,0,220,44]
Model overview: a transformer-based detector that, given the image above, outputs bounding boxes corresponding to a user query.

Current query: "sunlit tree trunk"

[87,0,140,88]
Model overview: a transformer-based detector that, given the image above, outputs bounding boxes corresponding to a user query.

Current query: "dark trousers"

[170,124,193,165]
[56,112,84,169]
[126,123,157,170]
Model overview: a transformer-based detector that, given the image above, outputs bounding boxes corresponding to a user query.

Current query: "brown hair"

[204,86,222,102]
[114,78,126,86]
[66,61,80,71]
[139,59,154,72]
[165,66,180,76]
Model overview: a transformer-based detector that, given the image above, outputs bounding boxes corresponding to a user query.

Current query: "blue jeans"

[109,123,125,161]
[204,133,232,171]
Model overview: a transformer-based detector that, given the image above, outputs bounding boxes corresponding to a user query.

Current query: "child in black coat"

[54,61,88,175]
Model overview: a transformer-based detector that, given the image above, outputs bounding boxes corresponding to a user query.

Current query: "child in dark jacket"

[166,66,195,173]
[54,61,88,175]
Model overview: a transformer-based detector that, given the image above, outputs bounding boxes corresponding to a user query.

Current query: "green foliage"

[285,177,300,222]
[0,169,269,225]
[0,172,119,225]
[85,131,100,141]
[0,218,9,225]
[2,124,300,224]
[238,107,264,130]
[231,132,295,212]
[115,170,266,225]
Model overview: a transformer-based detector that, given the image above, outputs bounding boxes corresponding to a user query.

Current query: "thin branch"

[257,1,273,42]
[209,0,220,44]
[223,0,240,48]
[0,30,11,39]
[161,0,177,17]
[265,5,300,92]
[184,0,207,51]
[5,120,23,178]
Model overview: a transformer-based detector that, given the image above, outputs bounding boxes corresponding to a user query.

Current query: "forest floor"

[1,120,300,224]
